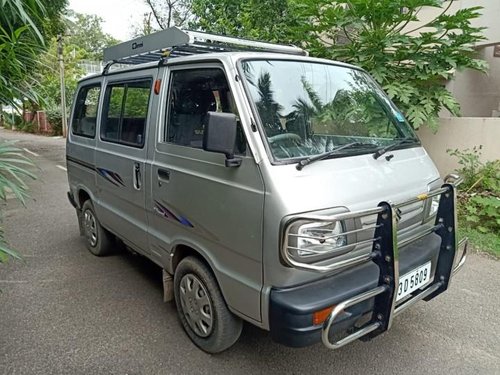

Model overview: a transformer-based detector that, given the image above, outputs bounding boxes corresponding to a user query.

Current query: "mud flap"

[76,208,85,236]
[163,269,174,302]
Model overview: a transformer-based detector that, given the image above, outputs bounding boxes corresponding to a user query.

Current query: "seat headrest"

[174,89,216,115]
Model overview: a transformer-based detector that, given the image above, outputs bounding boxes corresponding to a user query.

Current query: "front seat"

[171,89,216,148]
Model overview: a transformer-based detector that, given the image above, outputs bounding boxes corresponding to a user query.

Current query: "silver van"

[66,28,468,353]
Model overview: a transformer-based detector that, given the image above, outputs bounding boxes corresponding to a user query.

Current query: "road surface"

[0,130,499,374]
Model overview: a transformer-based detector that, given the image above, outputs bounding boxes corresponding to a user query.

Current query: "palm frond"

[0,141,36,262]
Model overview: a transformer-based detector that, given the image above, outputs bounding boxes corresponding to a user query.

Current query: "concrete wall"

[413,1,500,47]
[404,1,500,118]
[447,46,500,117]
[417,117,500,176]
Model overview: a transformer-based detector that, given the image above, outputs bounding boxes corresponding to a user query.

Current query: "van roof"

[78,27,358,83]
[79,51,359,83]
[103,27,307,64]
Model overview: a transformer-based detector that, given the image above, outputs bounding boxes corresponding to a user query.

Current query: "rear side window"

[101,79,152,147]
[72,85,101,138]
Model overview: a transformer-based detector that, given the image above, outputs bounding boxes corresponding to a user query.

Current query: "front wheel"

[174,256,242,353]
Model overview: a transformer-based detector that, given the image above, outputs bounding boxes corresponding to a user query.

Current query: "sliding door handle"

[133,162,142,190]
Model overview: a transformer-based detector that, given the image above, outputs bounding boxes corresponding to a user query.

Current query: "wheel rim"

[83,209,98,247]
[179,274,214,338]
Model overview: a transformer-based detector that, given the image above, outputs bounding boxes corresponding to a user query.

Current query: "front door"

[146,63,265,322]
[95,72,156,253]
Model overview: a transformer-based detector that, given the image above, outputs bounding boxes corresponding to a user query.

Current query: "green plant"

[18,120,37,133]
[1,0,66,108]
[190,0,487,130]
[0,141,36,262]
[459,227,500,258]
[447,146,484,190]
[45,106,63,135]
[448,147,500,235]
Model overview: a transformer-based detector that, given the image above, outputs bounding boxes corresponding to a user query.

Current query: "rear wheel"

[81,200,113,256]
[174,256,242,353]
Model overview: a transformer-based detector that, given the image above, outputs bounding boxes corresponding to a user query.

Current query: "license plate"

[396,261,432,301]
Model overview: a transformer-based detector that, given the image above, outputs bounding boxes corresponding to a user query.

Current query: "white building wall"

[411,1,500,117]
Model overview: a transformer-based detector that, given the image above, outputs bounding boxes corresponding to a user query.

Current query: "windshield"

[241,59,418,161]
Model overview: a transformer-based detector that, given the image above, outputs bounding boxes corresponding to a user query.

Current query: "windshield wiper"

[296,142,376,170]
[372,138,419,160]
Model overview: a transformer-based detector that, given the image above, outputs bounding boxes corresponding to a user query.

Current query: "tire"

[81,200,113,256]
[174,256,243,353]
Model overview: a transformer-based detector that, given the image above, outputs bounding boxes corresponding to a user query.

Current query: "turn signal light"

[313,306,334,325]
[154,79,162,95]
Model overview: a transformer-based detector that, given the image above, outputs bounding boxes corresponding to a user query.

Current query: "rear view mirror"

[203,112,242,167]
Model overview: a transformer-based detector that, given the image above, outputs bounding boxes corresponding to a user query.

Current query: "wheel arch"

[169,242,230,305]
[75,186,95,209]
[170,243,215,276]
[168,239,264,326]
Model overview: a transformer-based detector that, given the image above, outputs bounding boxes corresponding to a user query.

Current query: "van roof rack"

[102,27,307,72]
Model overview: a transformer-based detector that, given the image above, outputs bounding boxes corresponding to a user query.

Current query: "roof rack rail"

[102,27,307,69]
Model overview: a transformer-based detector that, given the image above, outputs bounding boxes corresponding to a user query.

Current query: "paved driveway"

[0,130,499,374]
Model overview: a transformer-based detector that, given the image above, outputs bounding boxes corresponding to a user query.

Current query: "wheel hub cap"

[179,274,214,337]
[83,209,98,247]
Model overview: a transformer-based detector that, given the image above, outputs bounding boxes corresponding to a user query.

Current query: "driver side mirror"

[203,112,242,167]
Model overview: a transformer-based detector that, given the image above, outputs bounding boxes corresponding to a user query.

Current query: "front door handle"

[133,162,142,190]
[157,168,170,185]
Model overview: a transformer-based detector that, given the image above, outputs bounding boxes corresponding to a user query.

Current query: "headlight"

[423,194,440,223]
[429,195,440,217]
[288,220,348,260]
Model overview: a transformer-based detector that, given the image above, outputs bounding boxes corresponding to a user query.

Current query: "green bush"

[448,147,500,234]
[1,113,23,129]
[18,120,37,133]
[45,106,63,135]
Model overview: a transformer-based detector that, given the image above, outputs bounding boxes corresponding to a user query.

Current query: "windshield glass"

[241,59,418,161]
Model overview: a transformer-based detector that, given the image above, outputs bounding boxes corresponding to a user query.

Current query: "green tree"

[25,11,117,134]
[191,0,487,130]
[0,0,44,262]
[65,12,119,60]
[37,39,85,106]
[297,0,487,130]
[191,0,301,43]
[0,0,67,107]
[31,36,86,134]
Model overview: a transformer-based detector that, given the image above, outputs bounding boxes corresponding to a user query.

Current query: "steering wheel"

[268,133,302,145]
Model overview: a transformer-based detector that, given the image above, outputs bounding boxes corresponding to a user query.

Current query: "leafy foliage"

[45,105,63,135]
[65,12,119,60]
[191,0,487,130]
[448,147,500,234]
[0,0,67,108]
[0,142,36,262]
[27,12,114,123]
[191,0,302,44]
[296,0,487,130]
[33,36,85,113]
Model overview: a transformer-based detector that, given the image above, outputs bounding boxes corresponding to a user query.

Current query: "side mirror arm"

[224,152,242,168]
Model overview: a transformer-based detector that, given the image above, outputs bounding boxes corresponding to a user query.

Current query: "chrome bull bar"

[321,237,468,349]
[315,179,468,349]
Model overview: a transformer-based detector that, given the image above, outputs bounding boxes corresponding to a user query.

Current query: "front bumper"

[271,181,467,349]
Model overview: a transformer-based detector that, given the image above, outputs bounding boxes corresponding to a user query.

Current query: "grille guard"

[281,176,468,349]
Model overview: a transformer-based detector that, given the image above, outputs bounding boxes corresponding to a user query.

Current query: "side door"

[146,63,265,322]
[94,71,156,253]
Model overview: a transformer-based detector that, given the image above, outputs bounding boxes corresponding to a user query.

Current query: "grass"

[458,226,500,259]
